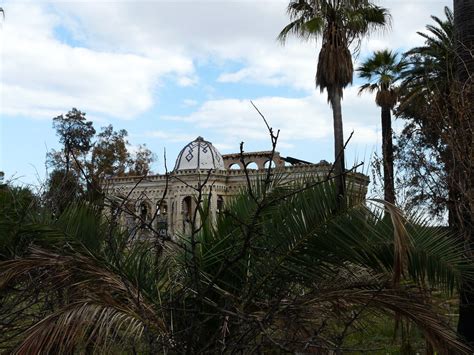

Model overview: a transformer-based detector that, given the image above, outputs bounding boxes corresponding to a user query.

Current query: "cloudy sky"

[1,0,450,187]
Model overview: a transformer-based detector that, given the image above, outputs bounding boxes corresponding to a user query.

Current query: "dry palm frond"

[249,282,470,354]
[316,22,354,98]
[376,88,398,108]
[369,199,412,287]
[0,247,170,353]
[13,302,145,354]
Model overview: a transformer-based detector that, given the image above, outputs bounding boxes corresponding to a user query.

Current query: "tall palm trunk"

[381,106,395,205]
[454,0,474,82]
[453,0,474,344]
[330,91,346,204]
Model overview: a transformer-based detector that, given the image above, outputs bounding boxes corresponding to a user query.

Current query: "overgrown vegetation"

[1,173,472,353]
[0,0,473,352]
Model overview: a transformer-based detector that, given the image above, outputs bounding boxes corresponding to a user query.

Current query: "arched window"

[109,201,121,222]
[140,202,148,220]
[124,202,137,234]
[156,201,168,216]
[217,195,224,214]
[182,196,192,222]
[156,201,168,237]
[139,201,152,228]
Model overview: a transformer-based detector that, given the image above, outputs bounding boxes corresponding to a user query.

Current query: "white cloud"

[213,143,235,152]
[1,0,450,121]
[1,3,194,119]
[1,0,451,186]
[163,87,380,148]
[182,99,199,107]
[145,130,196,143]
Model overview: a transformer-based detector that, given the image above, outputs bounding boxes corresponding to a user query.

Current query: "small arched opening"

[229,163,241,170]
[245,162,258,170]
[264,160,276,169]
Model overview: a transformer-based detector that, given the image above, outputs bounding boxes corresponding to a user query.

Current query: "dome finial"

[196,136,204,141]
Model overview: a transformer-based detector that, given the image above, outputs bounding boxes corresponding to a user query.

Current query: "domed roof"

[174,136,225,171]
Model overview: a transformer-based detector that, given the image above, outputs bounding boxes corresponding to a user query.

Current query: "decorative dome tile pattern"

[174,136,225,171]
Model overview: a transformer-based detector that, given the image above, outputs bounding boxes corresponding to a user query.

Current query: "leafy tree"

[278,0,390,202]
[52,108,96,175]
[0,178,472,353]
[396,7,456,220]
[128,144,155,176]
[90,125,130,178]
[46,109,155,209]
[357,49,406,205]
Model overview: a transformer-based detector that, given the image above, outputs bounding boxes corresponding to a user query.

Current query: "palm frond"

[1,175,471,352]
[14,302,145,354]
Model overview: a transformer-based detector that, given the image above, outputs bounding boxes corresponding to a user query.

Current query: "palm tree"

[454,0,474,84]
[453,0,474,344]
[278,0,390,203]
[396,6,473,342]
[357,50,405,205]
[0,177,472,353]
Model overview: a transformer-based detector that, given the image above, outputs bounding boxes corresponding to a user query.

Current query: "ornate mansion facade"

[105,136,368,238]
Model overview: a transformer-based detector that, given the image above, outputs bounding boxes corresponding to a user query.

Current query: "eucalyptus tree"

[52,108,96,175]
[357,49,406,205]
[278,0,390,202]
[46,109,155,210]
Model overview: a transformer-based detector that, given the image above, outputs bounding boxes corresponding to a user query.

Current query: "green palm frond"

[191,178,470,300]
[279,0,390,95]
[400,6,455,106]
[1,175,472,352]
[357,49,406,107]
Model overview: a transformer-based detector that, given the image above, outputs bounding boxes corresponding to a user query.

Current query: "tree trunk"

[454,0,474,83]
[381,106,395,205]
[454,0,474,344]
[330,91,346,205]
